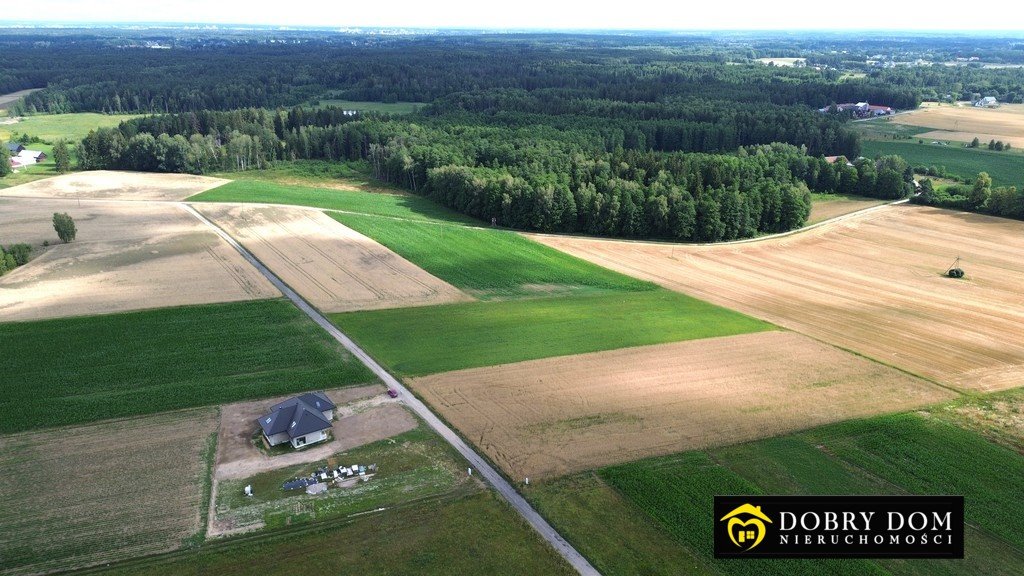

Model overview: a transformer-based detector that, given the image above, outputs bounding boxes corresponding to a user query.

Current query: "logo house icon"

[720,503,773,551]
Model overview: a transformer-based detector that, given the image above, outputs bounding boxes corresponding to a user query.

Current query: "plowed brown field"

[0,170,228,201]
[0,408,218,575]
[531,205,1024,392]
[0,198,279,321]
[196,204,471,313]
[892,102,1024,146]
[411,332,953,479]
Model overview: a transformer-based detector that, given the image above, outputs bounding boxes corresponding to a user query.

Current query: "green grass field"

[309,99,424,114]
[861,140,1023,187]
[0,299,375,432]
[332,213,653,299]
[0,112,139,143]
[95,491,574,576]
[558,412,1024,576]
[191,179,477,224]
[331,290,773,376]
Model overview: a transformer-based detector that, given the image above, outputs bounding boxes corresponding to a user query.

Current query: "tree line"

[914,172,1024,221]
[78,108,915,241]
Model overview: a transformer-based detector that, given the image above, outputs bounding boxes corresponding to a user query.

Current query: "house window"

[295,436,306,447]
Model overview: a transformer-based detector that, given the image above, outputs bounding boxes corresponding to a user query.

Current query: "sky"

[4,0,1023,31]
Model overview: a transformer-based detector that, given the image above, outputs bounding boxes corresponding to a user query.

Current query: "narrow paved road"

[181,203,600,576]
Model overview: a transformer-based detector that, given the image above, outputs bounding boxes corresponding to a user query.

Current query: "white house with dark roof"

[258,392,336,449]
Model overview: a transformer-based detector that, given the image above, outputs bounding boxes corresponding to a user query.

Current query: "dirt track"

[0,198,278,321]
[196,204,472,313]
[0,170,228,201]
[411,332,952,480]
[531,204,1024,392]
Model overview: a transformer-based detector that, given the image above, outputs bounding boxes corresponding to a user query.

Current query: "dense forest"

[6,29,1021,238]
[77,107,914,241]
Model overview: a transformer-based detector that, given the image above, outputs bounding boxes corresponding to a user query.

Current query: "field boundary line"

[179,202,599,576]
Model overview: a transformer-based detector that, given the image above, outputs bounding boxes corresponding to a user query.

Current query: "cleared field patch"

[0,112,139,142]
[0,170,228,201]
[533,205,1024,392]
[0,408,218,575]
[214,386,414,482]
[808,193,888,224]
[0,300,375,433]
[409,331,950,479]
[334,289,772,376]
[197,204,471,313]
[0,198,278,321]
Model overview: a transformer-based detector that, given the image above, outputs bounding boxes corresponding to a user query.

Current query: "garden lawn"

[331,289,774,376]
[0,299,375,432]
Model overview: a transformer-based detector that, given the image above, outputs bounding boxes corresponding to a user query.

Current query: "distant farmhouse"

[819,102,894,118]
[7,143,46,169]
[258,392,336,449]
[973,96,999,108]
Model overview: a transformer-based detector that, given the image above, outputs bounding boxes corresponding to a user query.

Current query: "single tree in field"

[53,140,71,173]
[969,172,992,210]
[53,212,77,243]
[0,141,10,177]
[970,137,980,148]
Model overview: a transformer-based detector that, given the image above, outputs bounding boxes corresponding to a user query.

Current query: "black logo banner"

[714,496,964,559]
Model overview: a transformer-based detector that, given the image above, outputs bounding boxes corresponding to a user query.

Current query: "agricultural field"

[924,386,1024,453]
[0,111,139,142]
[196,204,471,313]
[333,289,771,376]
[332,213,652,299]
[807,193,888,224]
[96,491,575,576]
[1,170,228,201]
[533,204,1024,392]
[0,408,218,575]
[534,411,1024,576]
[0,197,278,321]
[756,57,805,67]
[192,178,476,223]
[861,140,1023,187]
[409,331,952,479]
[0,299,375,433]
[890,103,1024,149]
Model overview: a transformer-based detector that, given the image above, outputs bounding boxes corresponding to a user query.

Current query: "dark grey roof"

[5,142,23,153]
[271,392,335,414]
[258,392,334,439]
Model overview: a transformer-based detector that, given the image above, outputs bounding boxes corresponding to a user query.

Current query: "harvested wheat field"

[196,204,471,312]
[0,198,278,321]
[808,196,888,224]
[0,408,218,575]
[411,332,952,480]
[532,205,1024,392]
[893,103,1024,147]
[0,170,229,201]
